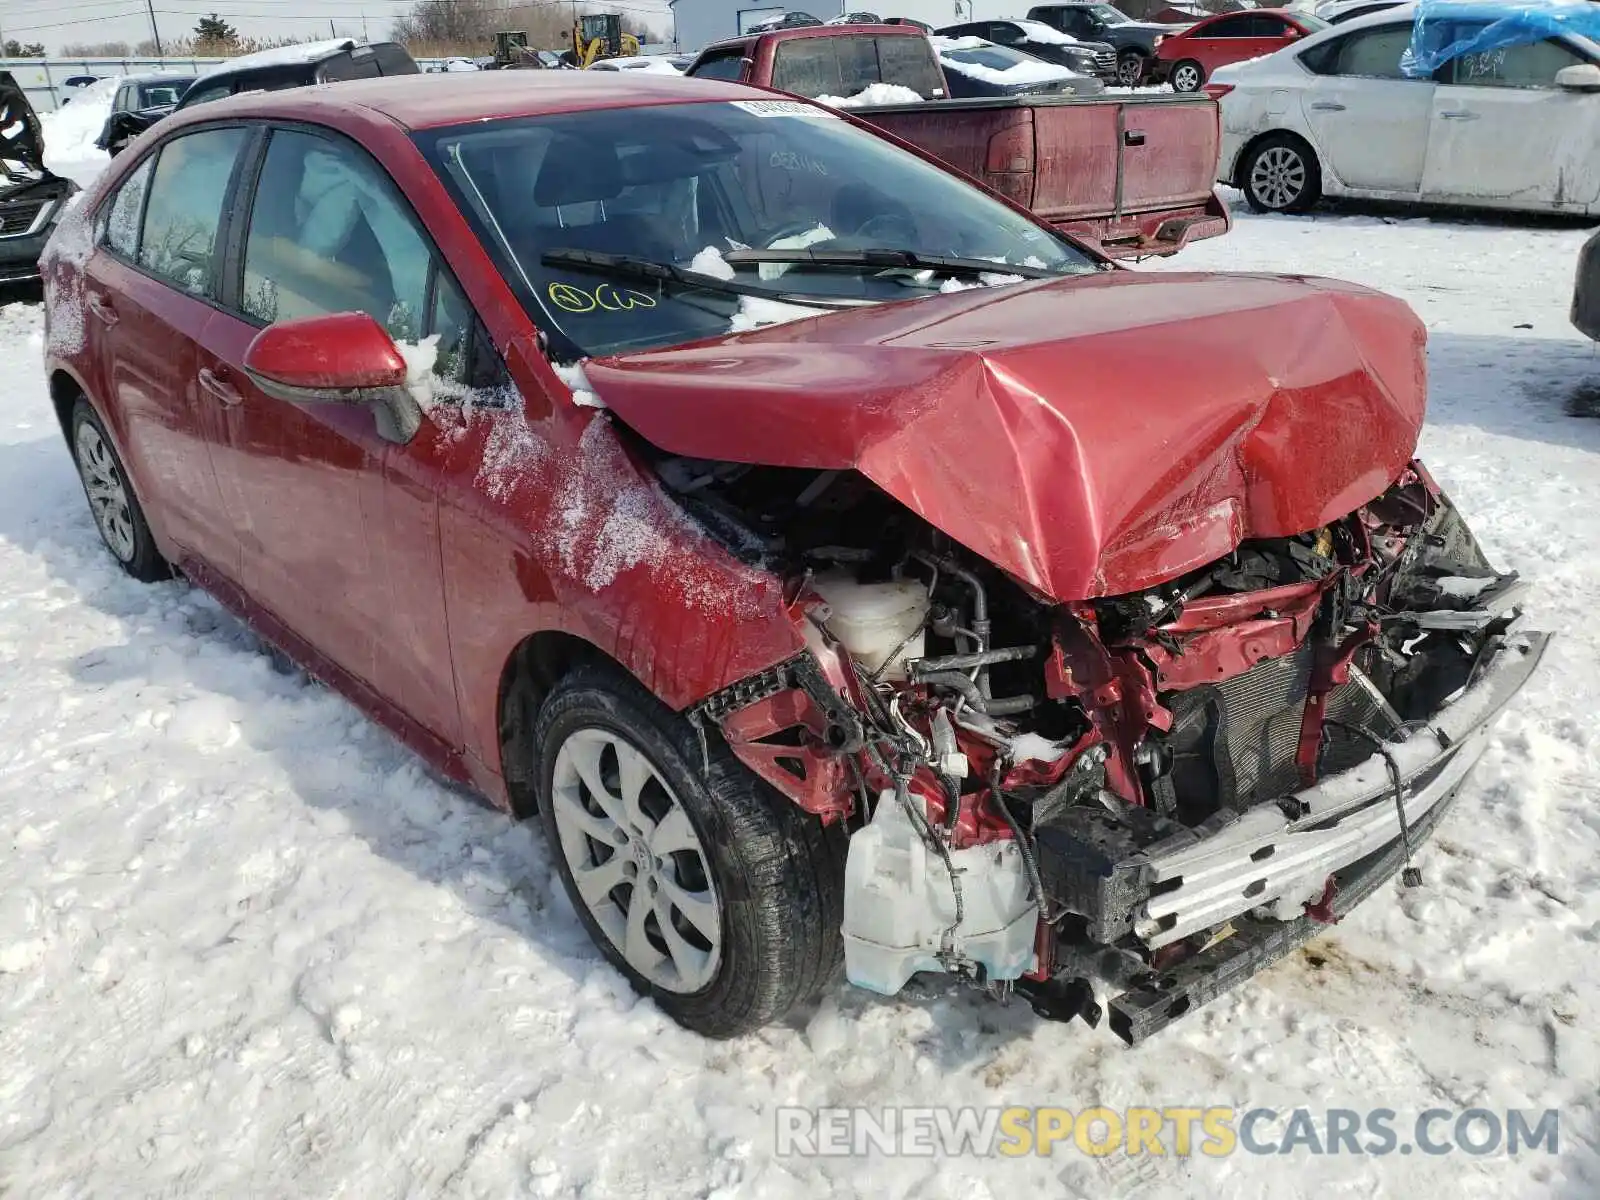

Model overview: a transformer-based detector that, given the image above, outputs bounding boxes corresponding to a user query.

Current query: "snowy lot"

[5,189,1600,1196]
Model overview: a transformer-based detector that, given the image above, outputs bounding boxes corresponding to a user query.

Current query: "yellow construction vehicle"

[570,14,639,68]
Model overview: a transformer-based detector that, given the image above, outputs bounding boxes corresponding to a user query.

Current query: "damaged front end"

[672,456,1546,1044]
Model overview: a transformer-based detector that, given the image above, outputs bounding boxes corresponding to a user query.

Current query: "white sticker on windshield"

[730,99,840,119]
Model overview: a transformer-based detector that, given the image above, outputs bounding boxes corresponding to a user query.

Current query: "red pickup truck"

[685,24,1229,257]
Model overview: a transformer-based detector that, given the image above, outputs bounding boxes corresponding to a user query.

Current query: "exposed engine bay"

[657,449,1548,1043]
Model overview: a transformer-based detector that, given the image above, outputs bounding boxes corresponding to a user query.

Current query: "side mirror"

[1556,63,1600,91]
[243,311,424,445]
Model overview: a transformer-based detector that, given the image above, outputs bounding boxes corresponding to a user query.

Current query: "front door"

[1421,39,1600,212]
[81,126,252,574]
[1300,21,1435,194]
[193,124,466,747]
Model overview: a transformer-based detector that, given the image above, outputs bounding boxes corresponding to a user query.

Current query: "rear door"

[1183,14,1264,76]
[81,126,252,573]
[192,123,471,746]
[1298,21,1434,194]
[1420,38,1600,211]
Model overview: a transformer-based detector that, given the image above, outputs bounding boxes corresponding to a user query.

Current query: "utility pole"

[361,10,369,40]
[330,18,337,36]
[145,0,163,54]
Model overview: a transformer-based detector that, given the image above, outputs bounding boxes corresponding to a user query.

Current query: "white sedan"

[1212,4,1600,214]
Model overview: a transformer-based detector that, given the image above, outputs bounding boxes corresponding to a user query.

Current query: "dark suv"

[1027,3,1188,85]
[95,74,195,157]
[175,40,417,111]
[0,71,74,285]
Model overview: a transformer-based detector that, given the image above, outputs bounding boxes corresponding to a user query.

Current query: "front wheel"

[533,664,846,1038]
[1115,49,1146,87]
[70,399,169,581]
[1170,59,1204,92]
[1239,134,1323,214]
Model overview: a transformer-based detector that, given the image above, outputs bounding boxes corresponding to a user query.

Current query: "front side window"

[417,100,1098,361]
[181,82,232,107]
[1447,38,1584,88]
[137,126,248,297]
[102,156,154,258]
[242,128,431,337]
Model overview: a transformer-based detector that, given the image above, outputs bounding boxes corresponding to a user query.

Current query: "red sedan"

[1154,9,1327,92]
[40,72,1543,1044]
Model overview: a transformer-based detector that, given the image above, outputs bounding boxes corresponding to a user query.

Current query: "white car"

[1213,4,1600,214]
[588,56,685,74]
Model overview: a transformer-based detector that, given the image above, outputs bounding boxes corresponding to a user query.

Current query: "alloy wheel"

[1172,62,1201,92]
[549,727,722,993]
[1249,145,1308,210]
[74,423,136,562]
[1116,55,1143,86]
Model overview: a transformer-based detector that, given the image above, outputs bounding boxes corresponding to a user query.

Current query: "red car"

[1153,9,1327,92]
[41,72,1544,1044]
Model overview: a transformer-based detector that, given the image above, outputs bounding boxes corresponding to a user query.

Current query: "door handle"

[197,366,242,407]
[1123,129,1146,147]
[1439,110,1480,120]
[1310,101,1347,111]
[86,293,118,327]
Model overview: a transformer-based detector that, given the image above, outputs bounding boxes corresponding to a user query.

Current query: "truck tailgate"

[854,93,1218,221]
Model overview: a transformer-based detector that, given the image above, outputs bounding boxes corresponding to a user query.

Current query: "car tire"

[1239,133,1323,214]
[1116,49,1146,86]
[69,398,169,582]
[533,663,847,1038]
[1170,59,1204,92]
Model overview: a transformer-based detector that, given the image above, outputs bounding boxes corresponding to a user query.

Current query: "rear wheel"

[70,399,168,581]
[1116,49,1146,86]
[533,664,846,1038]
[1240,133,1323,214]
[1170,59,1204,92]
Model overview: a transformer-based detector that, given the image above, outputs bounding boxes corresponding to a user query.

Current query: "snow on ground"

[4,203,1600,1196]
[38,80,114,189]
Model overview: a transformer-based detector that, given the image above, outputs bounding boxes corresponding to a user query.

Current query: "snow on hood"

[815,82,925,107]
[934,40,1085,85]
[580,271,1428,602]
[1012,19,1081,43]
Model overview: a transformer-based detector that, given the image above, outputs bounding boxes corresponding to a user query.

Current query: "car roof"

[699,21,928,52]
[165,70,776,131]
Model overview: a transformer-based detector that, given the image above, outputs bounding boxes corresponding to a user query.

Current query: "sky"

[0,0,675,54]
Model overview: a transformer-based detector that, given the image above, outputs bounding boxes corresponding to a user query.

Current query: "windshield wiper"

[719,247,1064,279]
[541,248,861,309]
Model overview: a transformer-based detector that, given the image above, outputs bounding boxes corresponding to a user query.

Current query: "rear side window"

[137,127,249,297]
[102,156,154,258]
[181,81,232,107]
[690,49,749,80]
[1197,15,1253,37]
[319,53,381,82]
[1301,24,1413,78]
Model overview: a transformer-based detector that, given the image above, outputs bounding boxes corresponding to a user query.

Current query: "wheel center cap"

[631,839,653,874]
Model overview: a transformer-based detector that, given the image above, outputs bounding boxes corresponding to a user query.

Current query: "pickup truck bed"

[685,25,1228,258]
[851,92,1228,256]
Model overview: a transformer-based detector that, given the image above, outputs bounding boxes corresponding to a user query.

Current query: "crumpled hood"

[584,271,1426,601]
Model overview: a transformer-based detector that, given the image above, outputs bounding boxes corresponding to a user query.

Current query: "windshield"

[414,100,1098,360]
[1088,5,1130,23]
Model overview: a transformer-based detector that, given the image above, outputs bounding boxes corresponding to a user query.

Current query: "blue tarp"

[1402,0,1600,77]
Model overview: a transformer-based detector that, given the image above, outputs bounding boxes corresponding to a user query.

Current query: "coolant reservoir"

[842,790,1038,995]
[811,573,930,681]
